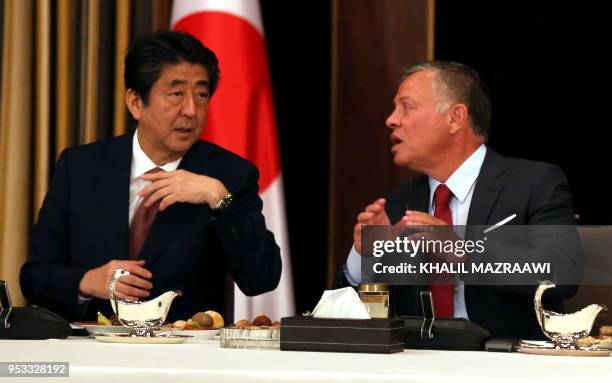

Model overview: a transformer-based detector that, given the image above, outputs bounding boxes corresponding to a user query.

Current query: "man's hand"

[140,170,229,211]
[399,210,464,263]
[400,210,447,226]
[79,260,153,301]
[354,198,391,254]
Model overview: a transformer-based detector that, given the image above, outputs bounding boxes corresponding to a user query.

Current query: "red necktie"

[430,183,454,317]
[129,167,163,259]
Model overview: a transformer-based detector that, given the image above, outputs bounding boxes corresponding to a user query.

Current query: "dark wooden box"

[280,316,404,354]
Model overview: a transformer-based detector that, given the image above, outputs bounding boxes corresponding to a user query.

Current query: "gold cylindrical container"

[358,283,389,318]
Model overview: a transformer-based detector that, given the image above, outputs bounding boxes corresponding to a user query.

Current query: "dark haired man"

[340,61,579,339]
[20,31,281,321]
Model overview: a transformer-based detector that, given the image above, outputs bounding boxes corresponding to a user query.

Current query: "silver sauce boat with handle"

[108,269,181,337]
[535,280,605,349]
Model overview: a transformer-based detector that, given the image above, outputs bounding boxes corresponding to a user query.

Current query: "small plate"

[72,323,130,335]
[518,341,612,357]
[171,329,220,340]
[94,334,190,344]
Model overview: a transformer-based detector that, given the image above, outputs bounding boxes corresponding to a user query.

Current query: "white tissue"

[311,287,371,319]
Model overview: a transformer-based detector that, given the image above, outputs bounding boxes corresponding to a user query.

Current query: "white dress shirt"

[344,144,487,318]
[129,130,182,226]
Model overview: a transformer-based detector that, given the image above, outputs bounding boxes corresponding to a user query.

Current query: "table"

[1,337,610,382]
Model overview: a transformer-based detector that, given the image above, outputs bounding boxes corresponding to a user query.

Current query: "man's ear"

[125,89,143,121]
[448,103,468,135]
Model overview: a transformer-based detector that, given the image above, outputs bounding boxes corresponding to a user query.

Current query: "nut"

[172,320,188,330]
[252,314,272,327]
[233,319,250,329]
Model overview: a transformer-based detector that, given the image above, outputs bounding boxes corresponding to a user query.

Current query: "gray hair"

[401,61,491,140]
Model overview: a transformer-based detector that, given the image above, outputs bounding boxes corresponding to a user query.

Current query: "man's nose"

[386,109,399,129]
[181,95,196,117]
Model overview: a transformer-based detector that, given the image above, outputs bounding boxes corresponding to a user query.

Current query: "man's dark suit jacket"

[339,148,580,339]
[20,133,282,322]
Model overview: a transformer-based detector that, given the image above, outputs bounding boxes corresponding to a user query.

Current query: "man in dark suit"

[341,61,580,339]
[20,31,281,322]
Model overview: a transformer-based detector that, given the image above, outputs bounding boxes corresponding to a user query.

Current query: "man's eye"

[195,92,209,105]
[170,92,183,97]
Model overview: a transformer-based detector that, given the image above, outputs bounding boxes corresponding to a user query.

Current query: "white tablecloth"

[1,337,610,382]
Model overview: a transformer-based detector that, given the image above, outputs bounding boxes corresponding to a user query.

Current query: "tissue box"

[280,316,404,354]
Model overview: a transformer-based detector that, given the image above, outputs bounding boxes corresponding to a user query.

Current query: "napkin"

[311,287,371,319]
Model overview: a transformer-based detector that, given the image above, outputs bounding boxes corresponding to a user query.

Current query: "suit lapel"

[97,134,133,261]
[466,148,507,238]
[140,142,212,264]
[408,175,430,213]
[402,175,430,305]
[386,175,429,223]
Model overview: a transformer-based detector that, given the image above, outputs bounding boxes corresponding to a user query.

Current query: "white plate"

[171,329,220,340]
[94,334,189,344]
[72,323,131,335]
[518,340,612,357]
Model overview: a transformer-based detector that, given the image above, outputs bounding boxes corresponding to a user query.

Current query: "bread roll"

[191,312,213,327]
[204,310,225,328]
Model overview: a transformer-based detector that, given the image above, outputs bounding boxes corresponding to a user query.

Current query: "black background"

[436,1,611,225]
[261,1,331,314]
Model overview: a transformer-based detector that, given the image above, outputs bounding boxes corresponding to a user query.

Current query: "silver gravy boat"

[535,280,606,349]
[108,269,181,337]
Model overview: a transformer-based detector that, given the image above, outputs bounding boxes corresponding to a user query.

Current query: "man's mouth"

[174,127,194,133]
[390,135,402,147]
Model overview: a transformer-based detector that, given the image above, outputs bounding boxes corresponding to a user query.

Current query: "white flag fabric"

[171,0,295,321]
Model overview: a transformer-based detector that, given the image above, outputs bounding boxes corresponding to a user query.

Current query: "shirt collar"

[131,130,182,178]
[428,144,487,207]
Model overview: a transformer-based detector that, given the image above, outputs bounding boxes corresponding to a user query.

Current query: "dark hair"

[401,61,491,140]
[124,31,220,104]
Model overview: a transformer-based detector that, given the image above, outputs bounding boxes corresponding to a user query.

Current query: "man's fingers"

[403,210,429,219]
[115,281,150,298]
[365,203,383,213]
[107,260,152,278]
[403,211,442,223]
[119,274,153,290]
[354,223,362,236]
[357,211,374,222]
[354,223,362,253]
[139,185,155,200]
[159,194,177,211]
[141,171,173,181]
[379,212,391,225]
[400,218,423,225]
[144,186,172,207]
[124,263,153,279]
[366,198,386,212]
[402,211,443,225]
[140,179,172,199]
[408,231,434,241]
